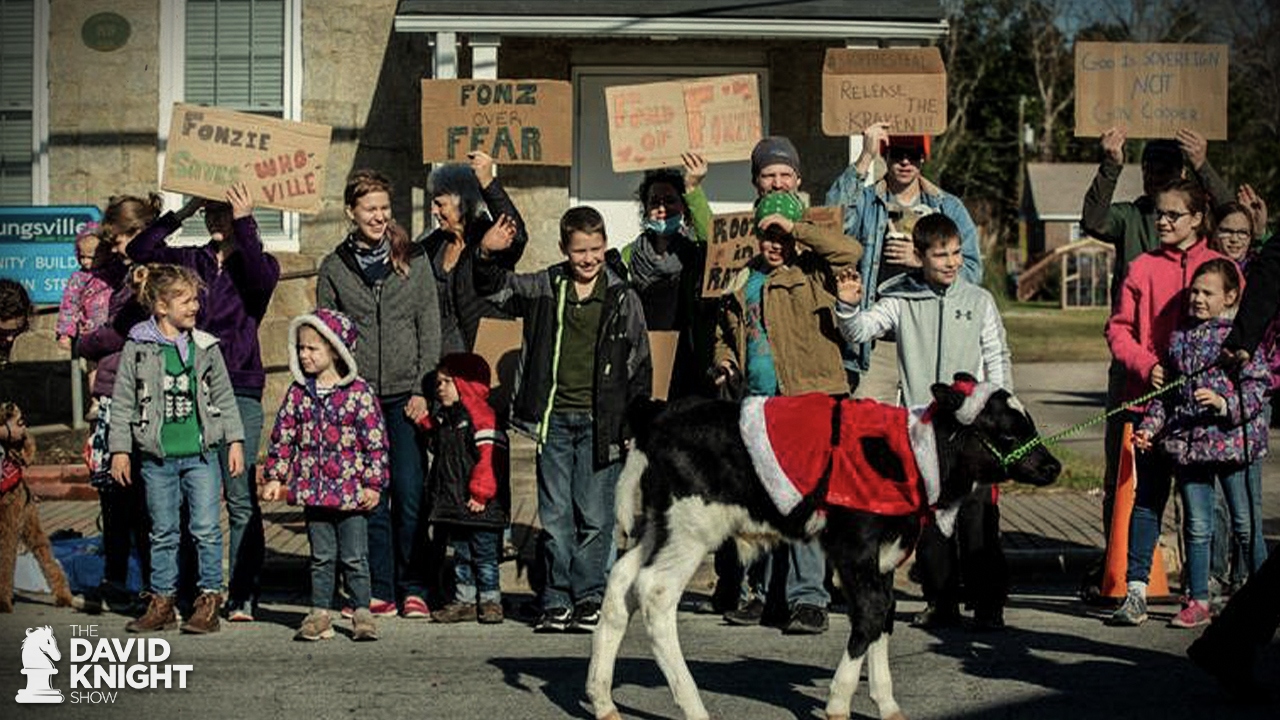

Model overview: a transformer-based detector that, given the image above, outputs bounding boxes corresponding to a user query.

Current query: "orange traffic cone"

[1100,423,1171,599]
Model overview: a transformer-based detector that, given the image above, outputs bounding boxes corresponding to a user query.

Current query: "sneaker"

[1107,588,1148,626]
[723,598,765,626]
[340,606,354,620]
[401,595,431,619]
[534,606,572,633]
[431,602,476,623]
[352,608,379,641]
[569,600,601,632]
[782,603,829,635]
[1170,600,1212,629]
[912,602,961,629]
[478,601,504,624]
[368,598,398,617]
[294,610,334,641]
[224,600,255,622]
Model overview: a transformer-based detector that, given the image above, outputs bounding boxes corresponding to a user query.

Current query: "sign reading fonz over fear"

[606,74,763,172]
[162,104,333,213]
[421,79,573,165]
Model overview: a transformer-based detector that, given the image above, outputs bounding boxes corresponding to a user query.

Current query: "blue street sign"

[0,206,103,303]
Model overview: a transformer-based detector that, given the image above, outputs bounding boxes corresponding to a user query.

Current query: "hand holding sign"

[227,182,254,220]
[1176,128,1207,170]
[469,151,496,189]
[682,153,708,191]
[1101,127,1127,165]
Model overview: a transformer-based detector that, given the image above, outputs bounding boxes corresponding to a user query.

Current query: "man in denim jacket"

[825,122,982,400]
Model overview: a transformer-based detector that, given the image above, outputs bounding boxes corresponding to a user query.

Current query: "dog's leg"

[867,633,904,720]
[635,528,713,720]
[20,491,73,607]
[587,532,655,720]
[0,494,17,612]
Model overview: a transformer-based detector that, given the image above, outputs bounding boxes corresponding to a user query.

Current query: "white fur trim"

[739,397,804,515]
[288,315,359,387]
[955,382,997,425]
[907,405,940,506]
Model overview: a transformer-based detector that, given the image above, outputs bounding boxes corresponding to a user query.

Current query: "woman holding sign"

[422,151,527,354]
[318,170,441,619]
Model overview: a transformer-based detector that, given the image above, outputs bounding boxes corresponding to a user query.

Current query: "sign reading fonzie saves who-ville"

[162,104,333,213]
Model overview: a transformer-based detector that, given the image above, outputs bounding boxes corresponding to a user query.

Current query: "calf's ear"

[931,382,966,413]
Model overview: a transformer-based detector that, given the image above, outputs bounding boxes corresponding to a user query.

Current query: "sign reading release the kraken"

[162,103,333,213]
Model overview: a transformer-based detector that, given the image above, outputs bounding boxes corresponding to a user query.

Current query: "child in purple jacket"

[261,309,388,642]
[125,181,280,621]
[1134,259,1271,629]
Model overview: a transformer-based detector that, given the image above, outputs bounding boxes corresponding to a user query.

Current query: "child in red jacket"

[419,353,510,624]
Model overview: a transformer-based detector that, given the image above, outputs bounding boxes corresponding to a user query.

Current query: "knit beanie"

[751,136,801,177]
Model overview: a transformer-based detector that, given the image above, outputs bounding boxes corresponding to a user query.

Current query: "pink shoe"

[1170,600,1212,628]
[369,598,399,617]
[401,595,430,619]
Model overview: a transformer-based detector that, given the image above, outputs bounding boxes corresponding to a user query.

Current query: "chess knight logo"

[16,625,64,703]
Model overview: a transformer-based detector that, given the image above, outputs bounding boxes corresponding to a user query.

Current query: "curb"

[1006,547,1104,576]
[26,464,97,501]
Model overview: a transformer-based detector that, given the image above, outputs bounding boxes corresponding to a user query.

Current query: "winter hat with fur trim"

[289,308,359,387]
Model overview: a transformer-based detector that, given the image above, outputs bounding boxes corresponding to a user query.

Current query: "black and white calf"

[586,374,1061,720]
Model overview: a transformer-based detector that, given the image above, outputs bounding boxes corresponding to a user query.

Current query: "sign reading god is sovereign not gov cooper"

[822,48,948,136]
[421,79,573,166]
[1074,42,1228,139]
[163,104,333,213]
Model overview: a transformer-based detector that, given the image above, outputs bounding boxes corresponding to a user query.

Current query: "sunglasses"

[886,147,923,165]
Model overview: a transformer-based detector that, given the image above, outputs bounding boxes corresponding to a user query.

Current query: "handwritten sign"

[701,206,844,297]
[822,48,948,136]
[162,104,332,213]
[421,79,572,166]
[1074,42,1228,139]
[606,74,762,172]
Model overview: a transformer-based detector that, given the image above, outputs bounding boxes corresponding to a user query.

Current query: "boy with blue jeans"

[836,213,1012,630]
[474,206,651,632]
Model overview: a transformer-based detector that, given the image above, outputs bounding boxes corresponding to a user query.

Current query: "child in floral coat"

[1135,259,1271,629]
[261,309,388,641]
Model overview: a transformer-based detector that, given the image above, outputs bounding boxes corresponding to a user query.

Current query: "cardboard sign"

[162,104,332,213]
[472,318,524,419]
[1074,42,1228,139]
[421,79,572,166]
[0,206,102,304]
[822,48,948,136]
[648,331,679,401]
[606,74,762,172]
[701,206,845,297]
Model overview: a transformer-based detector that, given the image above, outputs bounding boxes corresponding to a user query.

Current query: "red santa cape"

[739,394,940,517]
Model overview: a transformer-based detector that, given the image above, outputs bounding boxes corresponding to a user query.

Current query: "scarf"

[629,231,687,292]
[346,233,390,272]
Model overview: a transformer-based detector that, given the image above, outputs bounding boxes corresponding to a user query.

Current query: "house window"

[184,0,291,240]
[0,0,36,205]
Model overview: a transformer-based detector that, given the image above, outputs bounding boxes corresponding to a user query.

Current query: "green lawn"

[1002,302,1111,363]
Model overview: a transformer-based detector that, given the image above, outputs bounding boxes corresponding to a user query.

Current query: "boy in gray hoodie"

[835,213,1012,630]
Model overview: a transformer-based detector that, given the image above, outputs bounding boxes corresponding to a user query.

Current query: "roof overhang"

[393,15,948,41]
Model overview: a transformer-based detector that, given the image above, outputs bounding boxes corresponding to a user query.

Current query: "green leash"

[984,373,1195,469]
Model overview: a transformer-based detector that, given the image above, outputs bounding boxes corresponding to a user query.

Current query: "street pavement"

[4,361,1278,718]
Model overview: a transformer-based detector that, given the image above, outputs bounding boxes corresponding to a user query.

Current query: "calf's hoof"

[598,713,622,720]
[885,713,908,720]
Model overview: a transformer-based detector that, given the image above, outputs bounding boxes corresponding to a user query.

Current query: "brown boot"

[181,592,223,634]
[126,594,178,633]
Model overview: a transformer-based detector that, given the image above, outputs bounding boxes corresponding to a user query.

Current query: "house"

[1022,162,1143,258]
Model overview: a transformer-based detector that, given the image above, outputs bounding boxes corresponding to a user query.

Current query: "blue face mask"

[642,215,683,236]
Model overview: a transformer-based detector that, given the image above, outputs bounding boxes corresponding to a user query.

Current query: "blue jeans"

[449,527,501,604]
[1125,448,1176,587]
[306,507,370,610]
[368,394,428,603]
[221,394,264,606]
[1181,463,1253,600]
[142,453,223,596]
[537,411,620,610]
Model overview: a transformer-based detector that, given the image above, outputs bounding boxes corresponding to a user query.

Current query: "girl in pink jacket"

[1105,178,1227,627]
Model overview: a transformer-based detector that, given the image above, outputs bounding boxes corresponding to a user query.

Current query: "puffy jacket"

[1139,317,1270,466]
[108,325,244,457]
[474,252,651,466]
[317,238,441,398]
[1106,239,1225,404]
[715,220,862,397]
[825,169,982,373]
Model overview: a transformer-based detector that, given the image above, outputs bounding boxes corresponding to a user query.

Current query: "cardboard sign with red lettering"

[421,79,572,165]
[162,104,332,213]
[606,74,762,172]
[822,48,948,136]
[701,206,845,297]
[1074,42,1228,139]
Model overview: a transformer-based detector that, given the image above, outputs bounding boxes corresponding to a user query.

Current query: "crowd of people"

[0,123,1274,687]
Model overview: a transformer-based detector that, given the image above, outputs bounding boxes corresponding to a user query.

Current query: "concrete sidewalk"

[25,361,1280,599]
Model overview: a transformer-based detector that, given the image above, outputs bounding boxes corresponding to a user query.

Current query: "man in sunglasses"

[0,279,33,367]
[826,121,983,401]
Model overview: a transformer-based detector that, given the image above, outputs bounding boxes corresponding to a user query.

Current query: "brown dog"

[0,403,73,612]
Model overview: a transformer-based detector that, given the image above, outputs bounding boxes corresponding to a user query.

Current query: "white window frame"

[1,0,49,204]
[158,0,302,252]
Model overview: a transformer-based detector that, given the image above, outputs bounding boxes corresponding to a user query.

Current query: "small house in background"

[1022,162,1143,258]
